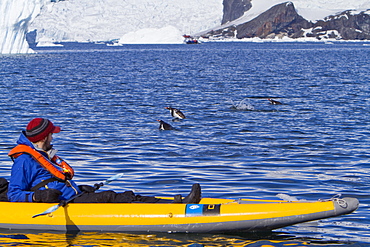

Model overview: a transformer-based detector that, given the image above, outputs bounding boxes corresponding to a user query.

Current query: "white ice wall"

[29,0,223,43]
[0,0,48,54]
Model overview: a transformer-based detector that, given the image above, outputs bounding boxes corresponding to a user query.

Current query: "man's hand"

[78,185,95,193]
[33,189,62,203]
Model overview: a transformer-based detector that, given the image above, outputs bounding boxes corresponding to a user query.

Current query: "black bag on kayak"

[0,178,8,201]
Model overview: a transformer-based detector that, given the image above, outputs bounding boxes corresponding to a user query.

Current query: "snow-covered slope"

[237,0,369,24]
[29,0,223,44]
[1,0,369,54]
[197,0,370,35]
[30,0,370,44]
[292,0,369,21]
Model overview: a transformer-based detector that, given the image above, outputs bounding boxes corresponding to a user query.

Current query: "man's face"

[43,133,53,151]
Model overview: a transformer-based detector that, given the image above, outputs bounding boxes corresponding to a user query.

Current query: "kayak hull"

[0,197,359,233]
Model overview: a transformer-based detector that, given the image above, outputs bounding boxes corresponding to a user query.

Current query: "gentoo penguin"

[165,107,186,119]
[267,98,282,105]
[157,120,174,130]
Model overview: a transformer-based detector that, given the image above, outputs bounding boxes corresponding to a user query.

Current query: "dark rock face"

[202,1,370,40]
[235,2,311,39]
[310,10,370,40]
[222,0,252,25]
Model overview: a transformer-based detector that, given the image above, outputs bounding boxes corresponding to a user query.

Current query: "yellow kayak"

[0,196,358,233]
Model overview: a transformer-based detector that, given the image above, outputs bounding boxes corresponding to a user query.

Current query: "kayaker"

[7,118,201,204]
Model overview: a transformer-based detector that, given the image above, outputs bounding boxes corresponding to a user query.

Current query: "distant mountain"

[313,10,370,40]
[27,0,370,43]
[200,0,370,41]
[29,0,223,43]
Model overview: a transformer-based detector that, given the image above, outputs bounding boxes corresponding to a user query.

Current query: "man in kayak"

[7,118,201,204]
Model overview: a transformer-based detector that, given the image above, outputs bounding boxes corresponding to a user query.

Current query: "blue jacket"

[7,132,81,202]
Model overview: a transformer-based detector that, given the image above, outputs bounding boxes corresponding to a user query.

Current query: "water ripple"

[0,42,369,245]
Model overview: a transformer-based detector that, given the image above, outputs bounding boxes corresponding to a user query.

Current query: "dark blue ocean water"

[0,42,369,246]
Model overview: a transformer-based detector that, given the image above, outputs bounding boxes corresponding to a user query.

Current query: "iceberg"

[118,26,184,45]
[0,0,49,54]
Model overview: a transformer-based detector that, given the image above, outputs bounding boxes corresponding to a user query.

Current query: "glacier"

[0,0,223,54]
[1,0,369,54]
[29,0,224,44]
[0,0,50,54]
[28,0,370,46]
[118,26,184,44]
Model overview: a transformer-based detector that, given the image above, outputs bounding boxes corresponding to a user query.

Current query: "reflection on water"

[0,230,357,246]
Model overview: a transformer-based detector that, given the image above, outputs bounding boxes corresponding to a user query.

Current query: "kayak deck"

[0,197,359,233]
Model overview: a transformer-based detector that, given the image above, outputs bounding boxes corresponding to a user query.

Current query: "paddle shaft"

[32,173,123,218]
[59,181,104,206]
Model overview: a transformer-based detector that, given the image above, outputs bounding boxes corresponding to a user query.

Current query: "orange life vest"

[8,144,74,182]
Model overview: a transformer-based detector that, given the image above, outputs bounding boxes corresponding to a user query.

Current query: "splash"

[0,0,50,54]
[228,98,255,111]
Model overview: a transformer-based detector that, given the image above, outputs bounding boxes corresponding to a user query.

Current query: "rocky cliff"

[202,1,370,41]
[222,0,252,25]
[236,2,310,39]
[311,10,370,40]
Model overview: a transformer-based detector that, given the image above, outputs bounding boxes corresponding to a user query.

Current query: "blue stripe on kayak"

[185,204,221,216]
[185,204,203,216]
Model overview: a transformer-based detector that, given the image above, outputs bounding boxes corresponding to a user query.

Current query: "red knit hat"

[25,118,61,143]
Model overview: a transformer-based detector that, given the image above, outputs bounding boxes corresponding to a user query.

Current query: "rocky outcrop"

[236,2,311,39]
[201,1,370,40]
[309,10,370,40]
[222,0,252,25]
